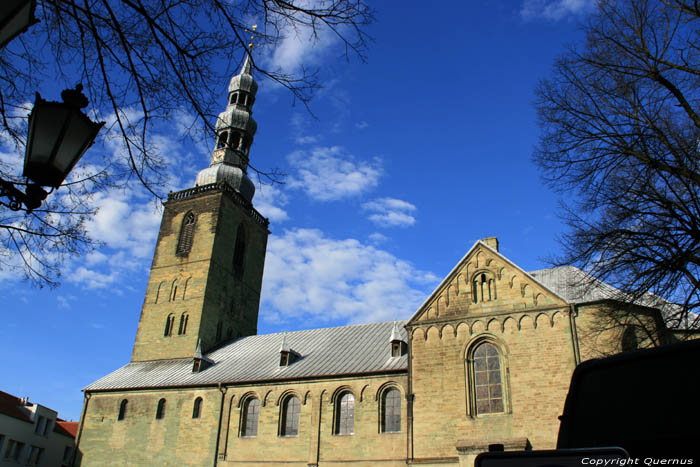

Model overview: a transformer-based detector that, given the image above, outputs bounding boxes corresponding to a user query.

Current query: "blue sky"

[1,1,593,421]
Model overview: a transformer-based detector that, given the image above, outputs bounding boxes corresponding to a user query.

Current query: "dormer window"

[389,323,406,357]
[279,336,299,366]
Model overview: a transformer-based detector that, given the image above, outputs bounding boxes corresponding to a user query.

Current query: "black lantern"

[24,84,105,188]
[0,0,38,49]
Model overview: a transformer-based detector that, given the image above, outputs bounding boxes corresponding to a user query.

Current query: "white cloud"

[368,232,388,244]
[85,189,161,259]
[355,121,369,129]
[363,197,417,228]
[255,184,290,223]
[296,135,319,145]
[266,3,339,74]
[520,0,595,21]
[68,266,119,289]
[287,146,382,201]
[261,228,439,325]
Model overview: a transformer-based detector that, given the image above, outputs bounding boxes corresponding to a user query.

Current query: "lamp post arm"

[0,177,45,212]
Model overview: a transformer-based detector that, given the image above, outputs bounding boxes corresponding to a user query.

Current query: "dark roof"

[86,320,407,391]
[0,390,31,422]
[55,421,78,438]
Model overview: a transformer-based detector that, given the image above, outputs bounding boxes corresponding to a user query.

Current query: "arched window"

[216,321,223,341]
[280,396,300,436]
[472,272,496,303]
[156,399,166,419]
[217,131,229,149]
[178,313,189,335]
[233,224,246,276]
[334,392,354,435]
[241,398,260,437]
[176,212,196,257]
[471,342,505,415]
[229,93,237,105]
[164,314,175,337]
[622,326,638,352]
[118,399,128,421]
[192,397,203,419]
[381,388,401,433]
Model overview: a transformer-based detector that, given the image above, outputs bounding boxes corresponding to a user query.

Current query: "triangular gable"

[408,240,569,324]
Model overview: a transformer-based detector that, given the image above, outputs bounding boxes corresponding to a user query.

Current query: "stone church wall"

[77,387,220,466]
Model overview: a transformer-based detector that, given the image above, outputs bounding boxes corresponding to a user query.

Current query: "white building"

[0,390,76,466]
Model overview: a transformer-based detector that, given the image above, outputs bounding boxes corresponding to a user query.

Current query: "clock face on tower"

[213,151,224,163]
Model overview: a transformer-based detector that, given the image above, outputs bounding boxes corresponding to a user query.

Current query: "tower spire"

[195,46,259,203]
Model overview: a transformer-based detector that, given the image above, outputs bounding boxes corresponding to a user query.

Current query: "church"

[73,58,673,466]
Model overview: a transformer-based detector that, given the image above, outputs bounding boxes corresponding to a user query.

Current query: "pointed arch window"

[118,399,128,421]
[469,341,505,415]
[176,212,196,257]
[280,395,300,436]
[233,224,246,276]
[381,388,401,433]
[178,313,189,335]
[192,397,203,419]
[241,398,260,437]
[164,314,175,337]
[156,399,166,420]
[334,392,354,435]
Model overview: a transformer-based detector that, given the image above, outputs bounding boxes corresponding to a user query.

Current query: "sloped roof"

[55,421,78,438]
[0,390,30,422]
[86,321,407,391]
[528,266,621,304]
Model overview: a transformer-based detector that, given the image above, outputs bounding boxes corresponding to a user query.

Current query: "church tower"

[131,56,269,362]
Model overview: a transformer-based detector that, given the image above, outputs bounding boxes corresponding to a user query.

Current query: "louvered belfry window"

[176,212,196,256]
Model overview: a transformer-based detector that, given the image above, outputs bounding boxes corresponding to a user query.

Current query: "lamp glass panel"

[52,113,94,174]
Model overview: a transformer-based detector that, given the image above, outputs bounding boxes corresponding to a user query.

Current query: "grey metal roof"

[528,266,622,304]
[86,321,407,391]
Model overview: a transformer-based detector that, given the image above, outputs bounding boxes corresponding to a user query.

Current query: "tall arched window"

[471,342,505,415]
[233,224,246,276]
[241,398,260,437]
[176,212,196,257]
[334,392,354,435]
[118,399,128,421]
[178,313,189,335]
[164,314,175,337]
[280,396,300,436]
[156,399,166,419]
[381,388,401,433]
[192,397,203,419]
[216,321,223,341]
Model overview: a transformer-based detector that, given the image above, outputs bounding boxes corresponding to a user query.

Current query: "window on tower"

[216,321,223,341]
[178,313,189,335]
[233,224,246,276]
[229,93,237,105]
[176,212,196,257]
[164,314,175,337]
[217,131,229,149]
[192,397,203,419]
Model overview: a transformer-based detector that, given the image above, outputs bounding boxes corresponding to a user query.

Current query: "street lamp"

[0,0,38,49]
[0,84,104,212]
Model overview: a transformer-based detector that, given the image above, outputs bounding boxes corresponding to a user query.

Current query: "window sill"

[380,430,402,435]
[333,433,354,436]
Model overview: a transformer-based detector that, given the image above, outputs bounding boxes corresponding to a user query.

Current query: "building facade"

[74,58,670,466]
[0,391,77,466]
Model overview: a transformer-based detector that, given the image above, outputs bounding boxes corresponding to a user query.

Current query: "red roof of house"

[0,390,31,422]
[55,421,78,438]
